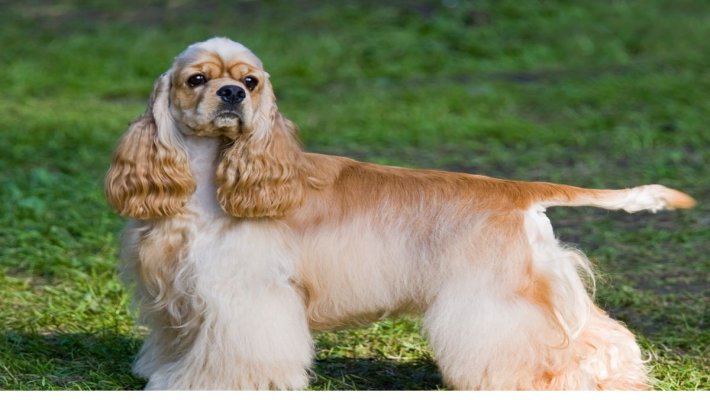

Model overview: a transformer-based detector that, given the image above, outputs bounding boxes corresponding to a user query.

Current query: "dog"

[105,37,695,390]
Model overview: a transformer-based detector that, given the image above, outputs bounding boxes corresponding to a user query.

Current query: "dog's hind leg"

[423,209,649,390]
[565,306,649,390]
[424,276,564,389]
[422,213,563,389]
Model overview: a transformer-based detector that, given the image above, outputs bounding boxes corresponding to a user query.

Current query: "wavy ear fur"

[105,72,195,219]
[216,78,306,218]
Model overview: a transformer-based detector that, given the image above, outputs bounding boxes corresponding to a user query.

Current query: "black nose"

[216,85,246,105]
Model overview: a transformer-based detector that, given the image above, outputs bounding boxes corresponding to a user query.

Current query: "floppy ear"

[105,71,195,219]
[216,78,306,218]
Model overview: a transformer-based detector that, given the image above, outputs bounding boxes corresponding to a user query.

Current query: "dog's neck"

[183,134,224,219]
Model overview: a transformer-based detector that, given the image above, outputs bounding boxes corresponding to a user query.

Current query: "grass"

[0,0,708,390]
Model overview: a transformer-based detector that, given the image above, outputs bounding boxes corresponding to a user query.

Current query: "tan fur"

[105,75,195,219]
[216,114,308,218]
[106,37,696,390]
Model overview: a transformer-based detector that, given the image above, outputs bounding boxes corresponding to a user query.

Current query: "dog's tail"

[526,182,696,213]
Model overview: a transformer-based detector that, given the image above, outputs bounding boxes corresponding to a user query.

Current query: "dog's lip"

[215,111,241,119]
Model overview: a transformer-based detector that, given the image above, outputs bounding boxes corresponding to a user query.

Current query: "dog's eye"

[243,76,258,91]
[187,74,207,87]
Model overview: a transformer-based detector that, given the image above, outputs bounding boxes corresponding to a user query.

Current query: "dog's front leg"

[144,222,314,390]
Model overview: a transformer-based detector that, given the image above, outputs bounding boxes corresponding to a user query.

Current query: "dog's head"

[169,38,272,139]
[106,38,306,220]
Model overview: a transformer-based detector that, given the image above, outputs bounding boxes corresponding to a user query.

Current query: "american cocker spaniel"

[105,37,695,390]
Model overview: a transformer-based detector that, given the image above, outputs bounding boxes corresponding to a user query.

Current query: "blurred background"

[0,0,707,390]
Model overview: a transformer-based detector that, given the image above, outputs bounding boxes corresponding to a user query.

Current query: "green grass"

[1,0,708,390]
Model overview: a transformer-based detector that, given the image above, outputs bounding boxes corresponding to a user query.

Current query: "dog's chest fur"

[180,135,296,291]
[184,135,223,220]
